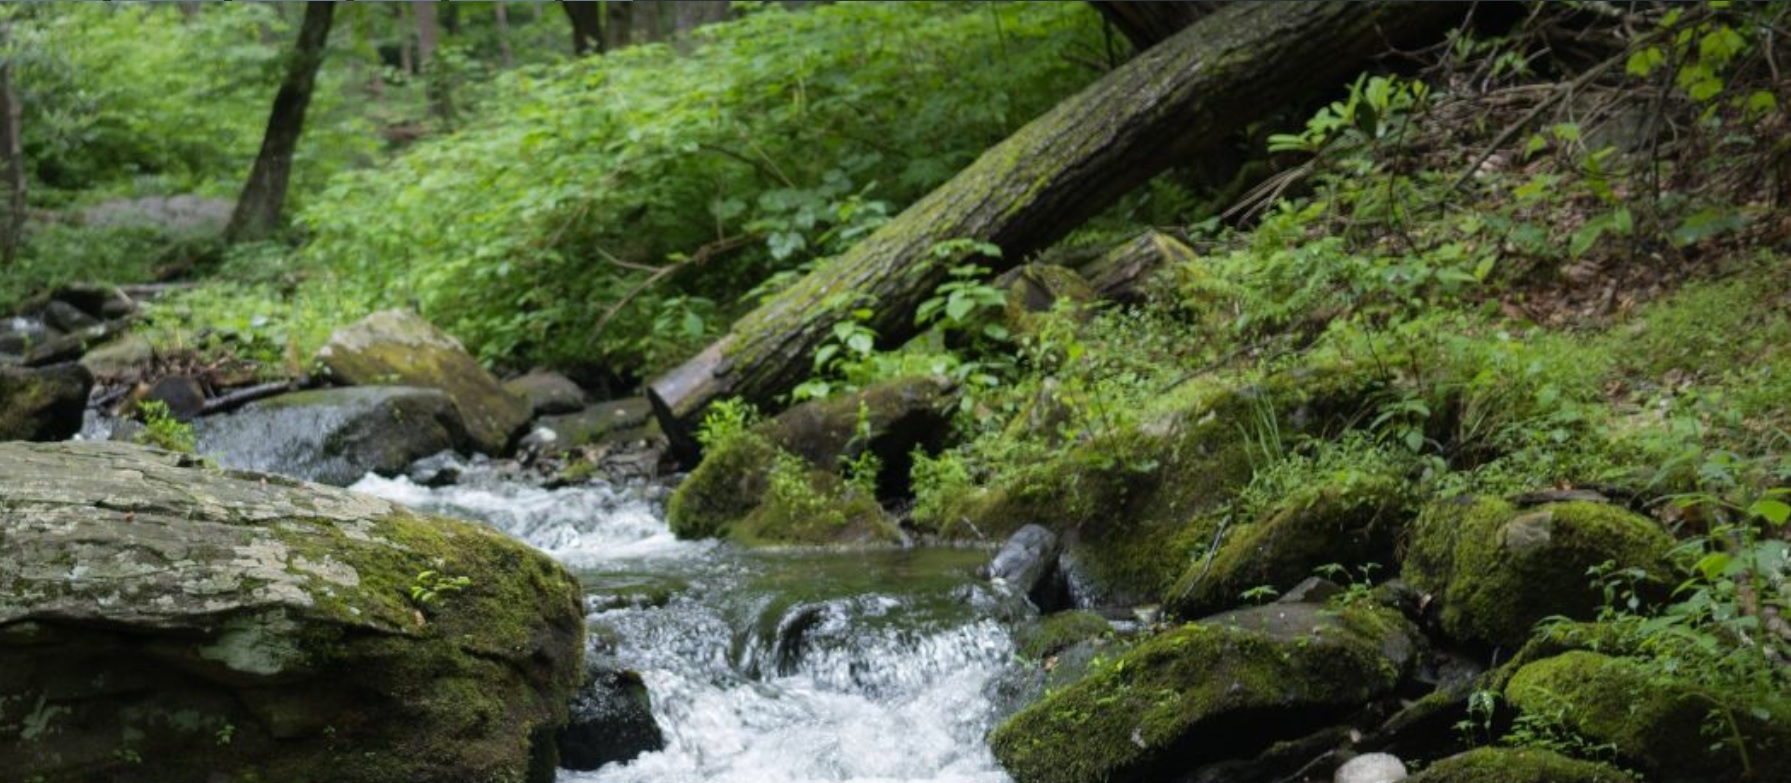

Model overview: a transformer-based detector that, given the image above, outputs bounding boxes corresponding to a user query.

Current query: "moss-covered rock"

[1503,651,1791,783]
[0,362,93,441]
[504,370,587,416]
[988,603,1417,783]
[667,377,947,545]
[665,429,779,539]
[0,441,584,783]
[1401,498,1675,648]
[960,363,1388,606]
[1015,610,1112,660]
[194,386,469,486]
[761,375,955,499]
[997,263,1097,338]
[1167,474,1411,618]
[317,309,531,455]
[1404,747,1637,783]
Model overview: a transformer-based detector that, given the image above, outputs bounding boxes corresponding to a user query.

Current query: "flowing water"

[351,472,1024,783]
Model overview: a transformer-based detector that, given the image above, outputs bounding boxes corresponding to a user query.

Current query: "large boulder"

[317,309,531,455]
[1402,498,1675,648]
[665,376,950,544]
[1503,650,1791,783]
[0,362,94,441]
[0,441,585,783]
[1168,475,1411,618]
[989,602,1419,783]
[194,386,469,486]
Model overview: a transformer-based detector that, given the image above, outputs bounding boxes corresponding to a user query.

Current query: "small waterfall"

[352,473,1020,783]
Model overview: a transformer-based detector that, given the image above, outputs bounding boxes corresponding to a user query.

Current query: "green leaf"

[1748,498,1790,526]
[1626,46,1665,78]
[945,296,975,323]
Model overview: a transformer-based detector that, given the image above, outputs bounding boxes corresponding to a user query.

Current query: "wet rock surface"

[0,441,584,783]
[0,362,94,441]
[317,309,531,455]
[194,386,469,486]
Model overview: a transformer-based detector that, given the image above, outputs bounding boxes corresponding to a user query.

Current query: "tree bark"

[1075,231,1196,304]
[561,1,603,56]
[604,2,634,51]
[671,2,730,37]
[494,3,514,70]
[225,1,335,245]
[647,1,1461,454]
[413,1,440,68]
[0,23,23,269]
[1091,1,1220,52]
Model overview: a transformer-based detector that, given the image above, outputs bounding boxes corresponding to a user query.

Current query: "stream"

[350,472,1025,783]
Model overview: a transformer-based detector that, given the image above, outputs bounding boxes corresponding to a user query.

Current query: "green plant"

[695,398,758,451]
[408,569,472,606]
[132,400,196,454]
[1240,585,1279,604]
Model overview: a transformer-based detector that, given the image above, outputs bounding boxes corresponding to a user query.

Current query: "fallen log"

[1074,230,1197,304]
[648,2,1461,454]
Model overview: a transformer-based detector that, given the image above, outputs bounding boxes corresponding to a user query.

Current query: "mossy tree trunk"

[225,1,335,245]
[0,20,24,269]
[647,2,1460,452]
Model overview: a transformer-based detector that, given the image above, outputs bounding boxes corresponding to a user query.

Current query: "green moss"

[1167,472,1410,618]
[665,431,779,539]
[733,455,901,546]
[1403,499,1674,648]
[1504,651,1791,783]
[1405,747,1637,783]
[988,605,1409,783]
[1015,610,1112,660]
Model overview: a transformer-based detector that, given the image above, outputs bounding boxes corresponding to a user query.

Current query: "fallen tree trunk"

[1073,230,1198,304]
[649,2,1460,453]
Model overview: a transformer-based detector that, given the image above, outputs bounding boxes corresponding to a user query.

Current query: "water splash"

[350,473,1018,783]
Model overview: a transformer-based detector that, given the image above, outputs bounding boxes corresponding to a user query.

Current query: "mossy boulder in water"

[1167,474,1411,618]
[504,370,587,416]
[1503,650,1791,783]
[0,362,93,441]
[194,386,469,486]
[1404,747,1636,783]
[666,376,949,545]
[1402,498,1675,648]
[0,441,584,783]
[988,602,1418,783]
[317,309,531,455]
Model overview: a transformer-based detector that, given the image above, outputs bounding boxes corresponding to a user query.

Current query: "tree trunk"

[396,4,413,75]
[1075,230,1195,304]
[561,1,603,56]
[224,1,335,245]
[647,1,1461,454]
[414,1,440,68]
[671,2,729,36]
[604,2,634,51]
[0,25,23,269]
[494,3,514,69]
[1091,1,1220,52]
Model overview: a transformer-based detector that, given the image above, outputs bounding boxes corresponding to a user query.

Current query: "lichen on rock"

[0,441,584,783]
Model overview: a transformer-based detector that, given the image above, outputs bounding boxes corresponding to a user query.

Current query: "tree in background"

[226,1,335,244]
[0,15,24,268]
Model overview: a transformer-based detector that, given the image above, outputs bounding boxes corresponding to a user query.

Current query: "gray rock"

[194,386,469,485]
[0,440,585,783]
[79,331,156,379]
[1335,753,1408,783]
[984,524,1061,606]
[42,299,102,333]
[506,370,588,416]
[0,362,94,441]
[316,309,531,455]
[524,398,654,456]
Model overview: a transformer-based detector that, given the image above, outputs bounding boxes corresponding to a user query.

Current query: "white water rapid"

[351,473,1022,783]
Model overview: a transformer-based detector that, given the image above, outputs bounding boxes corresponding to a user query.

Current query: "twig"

[585,234,759,346]
[1449,50,1627,193]
[199,380,296,417]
